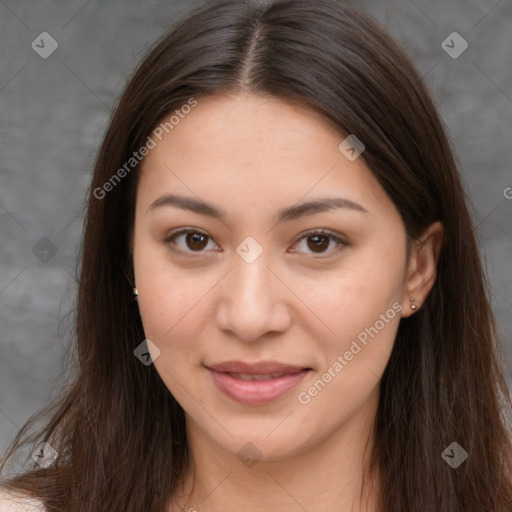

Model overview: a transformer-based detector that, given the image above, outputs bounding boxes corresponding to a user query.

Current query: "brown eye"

[184,232,209,251]
[307,234,330,253]
[165,230,217,253]
[292,230,346,257]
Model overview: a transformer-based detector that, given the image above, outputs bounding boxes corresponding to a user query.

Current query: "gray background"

[1,0,511,454]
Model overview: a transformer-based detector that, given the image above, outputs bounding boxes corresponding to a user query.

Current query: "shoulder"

[0,488,46,512]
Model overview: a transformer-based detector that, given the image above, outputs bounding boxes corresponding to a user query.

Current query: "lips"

[227,372,292,381]
[207,361,309,374]
[206,360,311,406]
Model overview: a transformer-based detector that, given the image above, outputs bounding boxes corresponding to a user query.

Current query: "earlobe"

[401,221,443,318]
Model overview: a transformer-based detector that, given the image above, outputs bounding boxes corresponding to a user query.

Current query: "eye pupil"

[187,232,208,250]
[308,235,329,253]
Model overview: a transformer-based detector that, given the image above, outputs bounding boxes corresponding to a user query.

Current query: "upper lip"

[206,360,310,374]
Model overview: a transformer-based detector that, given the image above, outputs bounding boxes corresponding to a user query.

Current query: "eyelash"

[163,228,347,259]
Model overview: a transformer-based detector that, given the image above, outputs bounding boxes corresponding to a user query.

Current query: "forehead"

[136,92,388,217]
[144,93,342,165]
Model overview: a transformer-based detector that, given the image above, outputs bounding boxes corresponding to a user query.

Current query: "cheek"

[295,284,400,419]
[137,274,211,350]
[135,269,211,403]
[134,233,209,335]
[295,250,404,355]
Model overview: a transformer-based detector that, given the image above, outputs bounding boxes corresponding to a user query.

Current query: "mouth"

[221,372,302,381]
[205,361,312,406]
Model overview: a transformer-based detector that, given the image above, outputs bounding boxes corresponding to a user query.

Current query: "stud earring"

[123,266,138,302]
[410,297,417,310]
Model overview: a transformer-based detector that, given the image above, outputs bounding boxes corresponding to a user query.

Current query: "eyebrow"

[147,193,368,222]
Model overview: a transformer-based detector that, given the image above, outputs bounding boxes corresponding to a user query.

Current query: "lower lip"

[207,368,310,406]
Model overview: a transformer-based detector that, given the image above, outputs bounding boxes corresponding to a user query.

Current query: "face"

[132,92,410,461]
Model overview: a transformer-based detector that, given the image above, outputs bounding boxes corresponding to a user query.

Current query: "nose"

[215,250,292,342]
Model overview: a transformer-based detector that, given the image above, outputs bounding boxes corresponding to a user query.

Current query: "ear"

[401,221,443,318]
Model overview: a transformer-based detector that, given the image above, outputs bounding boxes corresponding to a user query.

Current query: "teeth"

[229,373,286,381]
[238,373,258,381]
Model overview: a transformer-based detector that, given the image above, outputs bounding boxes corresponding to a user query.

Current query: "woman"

[1,0,511,510]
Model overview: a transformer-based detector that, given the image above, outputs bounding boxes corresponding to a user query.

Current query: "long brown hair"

[2,0,511,510]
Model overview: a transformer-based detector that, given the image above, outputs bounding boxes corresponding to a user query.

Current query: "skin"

[132,92,443,512]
